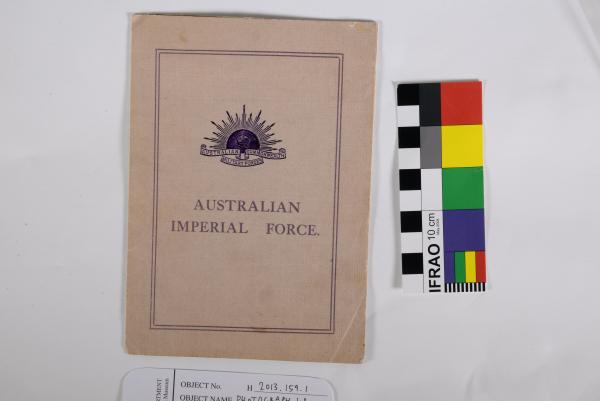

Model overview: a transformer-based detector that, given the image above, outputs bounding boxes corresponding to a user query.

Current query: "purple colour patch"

[445,252,455,283]
[443,209,485,252]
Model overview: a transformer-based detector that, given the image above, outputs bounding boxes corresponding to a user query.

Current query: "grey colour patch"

[420,126,441,169]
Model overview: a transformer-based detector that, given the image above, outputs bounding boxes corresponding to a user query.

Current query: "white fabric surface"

[1,0,600,400]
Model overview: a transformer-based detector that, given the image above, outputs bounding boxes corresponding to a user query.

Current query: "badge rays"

[205,105,282,152]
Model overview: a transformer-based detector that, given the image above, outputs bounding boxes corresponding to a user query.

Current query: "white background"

[1,1,600,400]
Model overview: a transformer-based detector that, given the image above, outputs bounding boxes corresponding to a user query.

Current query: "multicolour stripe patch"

[397,81,486,293]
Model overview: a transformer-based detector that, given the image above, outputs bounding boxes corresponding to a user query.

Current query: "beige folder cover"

[126,14,377,363]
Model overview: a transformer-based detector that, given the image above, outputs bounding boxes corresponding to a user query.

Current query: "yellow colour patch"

[465,251,477,283]
[441,125,483,168]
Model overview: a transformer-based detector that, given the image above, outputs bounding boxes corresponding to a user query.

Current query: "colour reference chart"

[397,81,486,294]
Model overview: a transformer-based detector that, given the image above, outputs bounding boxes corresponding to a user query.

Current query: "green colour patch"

[454,251,466,283]
[442,167,484,210]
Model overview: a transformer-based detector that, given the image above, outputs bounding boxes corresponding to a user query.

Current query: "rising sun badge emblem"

[200,105,286,167]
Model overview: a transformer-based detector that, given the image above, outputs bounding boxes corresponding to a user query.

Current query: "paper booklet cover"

[126,14,377,363]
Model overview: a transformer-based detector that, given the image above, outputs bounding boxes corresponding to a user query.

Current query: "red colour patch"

[441,81,482,125]
[475,251,486,282]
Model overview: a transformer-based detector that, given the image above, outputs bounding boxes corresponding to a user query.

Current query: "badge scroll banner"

[200,145,286,167]
[396,81,487,294]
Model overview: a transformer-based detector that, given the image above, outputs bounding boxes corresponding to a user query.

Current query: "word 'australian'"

[193,199,300,214]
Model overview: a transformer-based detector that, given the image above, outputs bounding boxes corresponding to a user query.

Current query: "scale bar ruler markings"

[397,81,486,294]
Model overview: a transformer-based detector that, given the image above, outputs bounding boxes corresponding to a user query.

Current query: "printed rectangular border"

[149,49,344,333]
